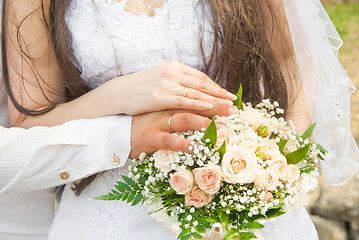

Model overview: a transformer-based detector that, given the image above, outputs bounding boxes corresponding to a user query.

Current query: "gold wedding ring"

[168,115,175,132]
[183,87,189,98]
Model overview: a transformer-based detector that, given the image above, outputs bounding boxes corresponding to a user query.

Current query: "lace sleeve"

[283,0,359,186]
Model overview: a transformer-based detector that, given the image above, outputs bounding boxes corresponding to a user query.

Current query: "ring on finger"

[168,115,175,132]
[183,87,189,98]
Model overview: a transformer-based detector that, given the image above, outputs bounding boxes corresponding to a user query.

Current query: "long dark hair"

[1,0,297,195]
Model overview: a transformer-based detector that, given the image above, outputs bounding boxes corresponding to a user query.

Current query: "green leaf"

[121,175,140,190]
[122,192,130,201]
[277,139,288,153]
[257,125,268,137]
[285,144,310,165]
[192,232,203,239]
[217,209,229,228]
[115,181,132,193]
[216,140,226,160]
[202,118,217,148]
[177,229,191,239]
[182,234,192,240]
[317,154,325,161]
[302,123,316,140]
[225,228,238,237]
[94,192,123,201]
[301,166,315,173]
[131,194,143,206]
[265,208,285,219]
[233,84,244,110]
[239,231,257,240]
[127,191,136,203]
[316,143,328,154]
[240,221,265,230]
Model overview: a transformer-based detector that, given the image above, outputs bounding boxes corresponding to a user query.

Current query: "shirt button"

[60,172,69,180]
[112,155,120,165]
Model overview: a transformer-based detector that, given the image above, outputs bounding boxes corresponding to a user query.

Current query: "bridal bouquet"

[97,86,326,240]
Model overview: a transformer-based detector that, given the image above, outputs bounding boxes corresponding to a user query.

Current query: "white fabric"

[284,0,359,186]
[48,0,327,239]
[0,116,133,240]
[0,0,133,238]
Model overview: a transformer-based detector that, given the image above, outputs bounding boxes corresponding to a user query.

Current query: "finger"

[179,64,237,101]
[161,96,214,111]
[179,63,219,88]
[179,74,236,101]
[168,84,233,106]
[188,101,240,118]
[169,112,212,132]
[154,133,193,153]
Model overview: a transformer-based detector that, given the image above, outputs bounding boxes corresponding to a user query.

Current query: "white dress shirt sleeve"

[0,115,132,194]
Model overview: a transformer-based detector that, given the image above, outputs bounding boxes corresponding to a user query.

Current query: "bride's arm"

[265,0,312,135]
[5,0,235,129]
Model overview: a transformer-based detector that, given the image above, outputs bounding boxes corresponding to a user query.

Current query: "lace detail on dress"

[66,0,213,89]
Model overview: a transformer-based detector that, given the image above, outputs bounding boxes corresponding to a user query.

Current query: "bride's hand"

[110,61,237,115]
[129,103,238,158]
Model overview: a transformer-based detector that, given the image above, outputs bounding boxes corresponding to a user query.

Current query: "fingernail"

[201,103,213,109]
[229,106,240,115]
[227,92,237,101]
[219,100,234,106]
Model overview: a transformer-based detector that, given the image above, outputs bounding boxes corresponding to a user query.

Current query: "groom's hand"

[129,101,239,158]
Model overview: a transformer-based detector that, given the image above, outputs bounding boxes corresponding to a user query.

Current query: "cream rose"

[240,108,265,130]
[153,150,177,173]
[254,169,279,191]
[234,129,258,151]
[170,170,194,195]
[215,127,237,149]
[185,186,213,208]
[258,137,281,159]
[221,146,258,184]
[268,155,287,173]
[279,164,300,183]
[263,118,279,134]
[193,164,223,194]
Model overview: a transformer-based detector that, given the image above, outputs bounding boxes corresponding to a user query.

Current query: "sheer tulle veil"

[283,0,359,186]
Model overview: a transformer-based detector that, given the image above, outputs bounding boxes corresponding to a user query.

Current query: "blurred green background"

[308,2,359,240]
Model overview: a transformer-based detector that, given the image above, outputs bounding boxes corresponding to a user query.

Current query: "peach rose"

[221,146,258,184]
[185,186,213,208]
[170,170,194,195]
[258,137,281,159]
[240,108,265,130]
[193,164,223,194]
[254,169,279,191]
[153,150,177,173]
[279,164,300,183]
[234,129,258,151]
[263,191,273,201]
[268,155,287,173]
[215,127,237,149]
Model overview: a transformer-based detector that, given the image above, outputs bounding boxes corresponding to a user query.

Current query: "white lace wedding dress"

[47,0,329,239]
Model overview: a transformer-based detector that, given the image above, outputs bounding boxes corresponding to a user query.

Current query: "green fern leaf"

[131,194,143,206]
[115,181,132,193]
[121,175,140,190]
[127,191,136,203]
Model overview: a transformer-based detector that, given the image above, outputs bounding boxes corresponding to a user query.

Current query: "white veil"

[283,0,359,186]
